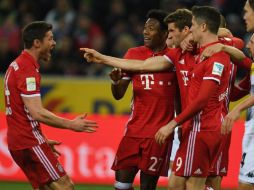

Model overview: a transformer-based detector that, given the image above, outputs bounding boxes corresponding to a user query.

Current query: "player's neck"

[24,49,39,62]
[150,44,167,53]
[199,33,218,47]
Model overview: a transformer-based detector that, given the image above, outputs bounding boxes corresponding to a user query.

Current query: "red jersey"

[219,37,237,116]
[123,46,176,138]
[163,37,242,110]
[164,48,196,109]
[219,38,251,115]
[4,51,45,150]
[185,42,231,131]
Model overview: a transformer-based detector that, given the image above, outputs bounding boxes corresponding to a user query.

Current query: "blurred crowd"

[0,0,251,77]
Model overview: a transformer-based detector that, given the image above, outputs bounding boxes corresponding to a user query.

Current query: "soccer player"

[162,8,193,179]
[3,21,98,190]
[108,10,176,190]
[201,15,252,190]
[154,6,233,190]
[222,1,254,189]
[81,7,244,190]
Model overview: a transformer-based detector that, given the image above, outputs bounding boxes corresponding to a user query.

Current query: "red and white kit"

[4,51,65,188]
[172,42,232,177]
[112,46,176,176]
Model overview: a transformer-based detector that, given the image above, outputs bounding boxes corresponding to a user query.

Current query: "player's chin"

[144,40,151,48]
[42,54,51,63]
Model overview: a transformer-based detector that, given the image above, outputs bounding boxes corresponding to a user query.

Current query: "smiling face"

[38,30,56,62]
[143,18,167,50]
[244,0,254,32]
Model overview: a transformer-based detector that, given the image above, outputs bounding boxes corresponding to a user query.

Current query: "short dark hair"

[146,9,168,31]
[248,0,254,10]
[22,21,53,49]
[164,9,192,31]
[192,6,221,34]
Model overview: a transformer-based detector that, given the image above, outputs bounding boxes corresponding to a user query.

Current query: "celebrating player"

[108,10,176,190]
[3,21,98,190]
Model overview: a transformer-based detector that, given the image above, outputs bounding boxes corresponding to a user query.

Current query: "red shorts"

[209,133,231,176]
[172,130,223,177]
[111,136,173,176]
[9,143,66,189]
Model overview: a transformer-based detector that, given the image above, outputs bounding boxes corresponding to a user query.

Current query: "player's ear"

[183,26,190,35]
[33,39,41,48]
[201,23,207,32]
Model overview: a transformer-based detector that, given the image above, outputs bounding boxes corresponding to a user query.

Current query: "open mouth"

[144,37,151,43]
[46,49,53,61]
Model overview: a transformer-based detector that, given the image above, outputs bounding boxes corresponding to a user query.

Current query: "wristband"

[111,80,120,85]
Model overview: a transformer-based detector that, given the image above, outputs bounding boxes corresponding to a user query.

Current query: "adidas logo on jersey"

[194,168,202,175]
[220,167,226,173]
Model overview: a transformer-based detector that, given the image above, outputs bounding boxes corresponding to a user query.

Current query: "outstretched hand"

[70,113,99,132]
[80,48,104,64]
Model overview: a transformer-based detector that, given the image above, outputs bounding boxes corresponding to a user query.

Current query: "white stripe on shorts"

[32,145,60,180]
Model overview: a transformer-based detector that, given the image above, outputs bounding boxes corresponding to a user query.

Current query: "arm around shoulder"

[221,45,245,62]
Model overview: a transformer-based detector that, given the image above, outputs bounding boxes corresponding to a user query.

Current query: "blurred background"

[0,0,251,77]
[0,0,251,189]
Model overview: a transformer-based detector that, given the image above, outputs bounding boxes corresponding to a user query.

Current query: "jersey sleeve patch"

[212,62,224,76]
[26,77,36,91]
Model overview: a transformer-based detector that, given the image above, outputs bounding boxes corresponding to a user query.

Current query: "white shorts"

[239,119,254,184]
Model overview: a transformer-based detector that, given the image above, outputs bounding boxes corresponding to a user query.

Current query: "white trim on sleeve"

[163,55,173,64]
[203,77,220,84]
[21,94,41,97]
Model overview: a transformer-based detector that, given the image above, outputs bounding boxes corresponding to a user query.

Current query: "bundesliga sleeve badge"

[26,77,36,91]
[212,62,224,76]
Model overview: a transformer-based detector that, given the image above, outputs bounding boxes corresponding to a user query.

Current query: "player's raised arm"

[80,48,173,72]
[109,68,130,100]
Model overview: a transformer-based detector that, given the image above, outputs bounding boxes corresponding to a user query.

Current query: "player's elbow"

[29,107,45,121]
[29,112,40,121]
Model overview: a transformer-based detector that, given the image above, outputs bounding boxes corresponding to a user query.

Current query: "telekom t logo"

[180,70,189,86]
[140,74,154,90]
